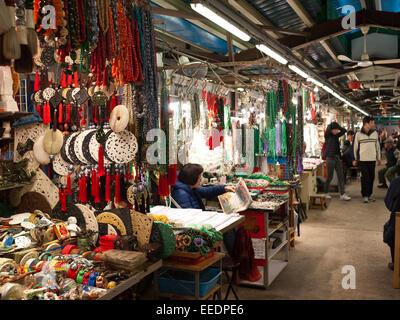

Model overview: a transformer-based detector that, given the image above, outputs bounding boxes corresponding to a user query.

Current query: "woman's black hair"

[178,163,204,186]
[330,122,340,130]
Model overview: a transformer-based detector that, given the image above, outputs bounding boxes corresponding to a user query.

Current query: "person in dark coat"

[323,122,351,200]
[171,163,236,255]
[342,130,356,183]
[171,163,234,210]
[384,176,400,270]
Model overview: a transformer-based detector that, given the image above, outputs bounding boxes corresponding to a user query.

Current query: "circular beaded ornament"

[74,131,92,165]
[81,129,97,164]
[53,153,70,176]
[104,131,138,164]
[67,132,85,165]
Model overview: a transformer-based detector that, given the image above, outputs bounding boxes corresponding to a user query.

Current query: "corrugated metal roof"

[247,0,307,31]
[307,42,341,69]
[300,0,324,22]
[246,0,337,69]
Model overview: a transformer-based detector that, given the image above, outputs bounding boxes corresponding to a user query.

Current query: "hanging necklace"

[76,0,86,43]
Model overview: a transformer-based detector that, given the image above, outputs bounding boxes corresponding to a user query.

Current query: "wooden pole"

[394,212,400,288]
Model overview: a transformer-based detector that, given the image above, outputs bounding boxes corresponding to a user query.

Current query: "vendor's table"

[300,166,318,214]
[97,259,163,300]
[149,206,244,234]
[160,252,224,300]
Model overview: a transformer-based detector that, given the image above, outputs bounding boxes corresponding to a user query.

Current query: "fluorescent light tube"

[191,2,251,42]
[307,77,323,87]
[322,85,334,94]
[288,64,308,78]
[256,44,287,65]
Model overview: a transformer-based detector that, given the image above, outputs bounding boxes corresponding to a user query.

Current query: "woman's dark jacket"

[171,180,226,210]
[324,124,347,158]
[383,177,400,245]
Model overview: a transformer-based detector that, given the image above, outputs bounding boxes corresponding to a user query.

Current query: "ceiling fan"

[337,26,400,68]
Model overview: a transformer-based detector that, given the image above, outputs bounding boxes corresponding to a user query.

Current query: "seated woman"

[171,163,236,256]
[171,163,234,210]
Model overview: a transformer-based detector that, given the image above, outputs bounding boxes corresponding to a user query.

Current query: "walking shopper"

[353,116,381,203]
[383,177,400,271]
[378,137,397,189]
[323,122,351,200]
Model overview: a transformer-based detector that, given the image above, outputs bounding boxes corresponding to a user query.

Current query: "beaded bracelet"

[67,265,79,280]
[76,269,88,284]
[82,270,93,285]
[182,235,192,247]
[88,272,99,287]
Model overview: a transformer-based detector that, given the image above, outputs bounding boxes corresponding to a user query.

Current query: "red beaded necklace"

[76,0,86,43]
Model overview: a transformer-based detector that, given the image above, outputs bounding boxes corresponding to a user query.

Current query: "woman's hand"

[225,186,235,193]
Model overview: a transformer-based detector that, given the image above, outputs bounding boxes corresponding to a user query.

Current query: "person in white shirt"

[353,116,381,203]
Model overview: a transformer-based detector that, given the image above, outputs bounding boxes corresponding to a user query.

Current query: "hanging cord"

[281,120,287,156]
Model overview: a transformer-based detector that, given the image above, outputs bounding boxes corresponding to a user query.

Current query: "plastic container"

[158,267,221,297]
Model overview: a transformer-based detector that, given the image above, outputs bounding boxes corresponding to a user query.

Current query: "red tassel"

[94,105,99,123]
[208,136,213,150]
[34,71,40,91]
[115,174,120,203]
[158,174,169,197]
[91,169,97,197]
[74,71,79,88]
[58,103,63,124]
[98,146,105,176]
[61,70,67,88]
[102,70,106,86]
[67,173,72,195]
[43,103,51,124]
[62,189,67,211]
[36,104,42,117]
[79,174,87,203]
[67,73,73,86]
[105,172,111,201]
[168,164,177,186]
[110,95,117,112]
[66,103,71,123]
[78,176,84,202]
[125,164,133,180]
[95,173,101,203]
[59,187,62,204]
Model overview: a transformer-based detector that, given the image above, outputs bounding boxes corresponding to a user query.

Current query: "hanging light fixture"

[256,44,287,65]
[307,77,323,88]
[191,2,251,42]
[288,64,308,78]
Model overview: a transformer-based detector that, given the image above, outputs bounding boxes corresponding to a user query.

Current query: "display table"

[97,259,163,300]
[300,169,317,214]
[160,252,224,300]
[149,206,245,233]
[301,162,327,213]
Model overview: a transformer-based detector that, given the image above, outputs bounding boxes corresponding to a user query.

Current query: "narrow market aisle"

[236,169,399,300]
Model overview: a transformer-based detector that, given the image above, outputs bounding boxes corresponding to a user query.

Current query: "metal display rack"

[239,200,289,288]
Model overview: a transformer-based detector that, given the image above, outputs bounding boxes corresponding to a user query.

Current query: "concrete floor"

[232,170,400,300]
